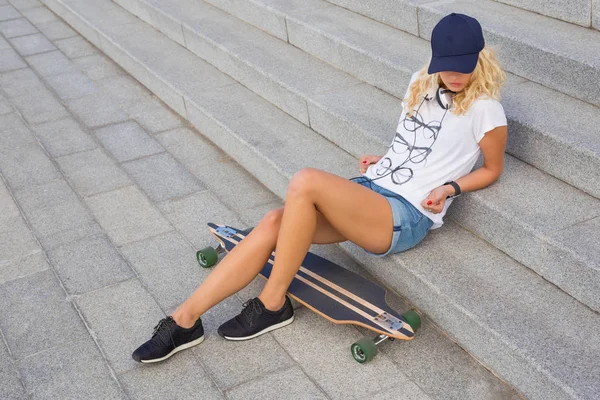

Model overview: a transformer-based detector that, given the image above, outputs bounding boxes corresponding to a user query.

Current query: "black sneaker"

[132,316,204,363]
[218,296,294,340]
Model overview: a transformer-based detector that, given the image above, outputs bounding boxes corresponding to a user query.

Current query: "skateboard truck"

[351,310,421,363]
[351,334,392,364]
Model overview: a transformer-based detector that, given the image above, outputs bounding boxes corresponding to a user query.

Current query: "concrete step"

[106,0,600,312]
[38,0,600,398]
[192,0,600,199]
[325,0,600,32]
[491,0,599,29]
[205,0,600,109]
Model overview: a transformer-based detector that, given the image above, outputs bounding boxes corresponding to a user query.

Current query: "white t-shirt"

[363,71,507,229]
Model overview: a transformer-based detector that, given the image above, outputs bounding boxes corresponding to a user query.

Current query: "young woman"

[132,12,508,363]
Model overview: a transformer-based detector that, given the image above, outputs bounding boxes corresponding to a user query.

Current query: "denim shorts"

[350,176,433,257]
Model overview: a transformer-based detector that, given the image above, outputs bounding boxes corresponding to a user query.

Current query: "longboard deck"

[207,223,414,340]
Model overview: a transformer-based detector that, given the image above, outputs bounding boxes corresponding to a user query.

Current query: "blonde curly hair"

[403,46,506,117]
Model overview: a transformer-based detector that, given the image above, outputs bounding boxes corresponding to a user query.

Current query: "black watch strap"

[444,181,461,198]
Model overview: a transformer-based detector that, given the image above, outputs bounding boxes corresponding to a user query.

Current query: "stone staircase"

[38,0,600,398]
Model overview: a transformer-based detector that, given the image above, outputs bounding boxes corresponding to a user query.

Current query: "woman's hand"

[359,155,383,174]
[421,185,454,214]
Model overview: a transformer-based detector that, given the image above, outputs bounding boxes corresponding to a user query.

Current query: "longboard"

[197,223,421,363]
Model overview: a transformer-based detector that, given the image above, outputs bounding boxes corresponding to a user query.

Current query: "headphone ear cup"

[435,87,448,109]
[436,88,454,110]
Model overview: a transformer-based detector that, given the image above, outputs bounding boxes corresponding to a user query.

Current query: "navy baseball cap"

[427,13,485,74]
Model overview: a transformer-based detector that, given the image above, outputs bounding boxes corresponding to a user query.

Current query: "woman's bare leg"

[171,206,347,328]
[258,168,395,311]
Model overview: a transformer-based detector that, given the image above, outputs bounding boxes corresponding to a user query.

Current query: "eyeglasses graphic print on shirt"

[371,93,450,187]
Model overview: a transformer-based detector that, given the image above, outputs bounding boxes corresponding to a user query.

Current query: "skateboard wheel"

[402,310,422,331]
[351,337,377,364]
[196,247,219,268]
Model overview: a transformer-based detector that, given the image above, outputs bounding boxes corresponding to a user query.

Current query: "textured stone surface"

[0,112,37,149]
[286,4,428,98]
[17,336,126,399]
[322,0,420,35]
[0,68,42,98]
[74,278,165,374]
[157,191,243,249]
[9,32,55,56]
[156,127,277,213]
[98,25,189,116]
[14,179,100,250]
[114,0,227,46]
[84,185,172,245]
[447,155,600,308]
[0,339,27,400]
[9,87,70,124]
[120,231,208,314]
[56,148,132,196]
[185,83,356,199]
[494,0,591,27]
[94,120,164,162]
[202,0,331,41]
[0,4,20,21]
[45,70,99,100]
[0,17,37,37]
[32,116,96,157]
[0,93,12,114]
[36,18,76,40]
[101,18,235,115]
[72,53,125,80]
[96,74,152,110]
[118,351,223,400]
[48,234,135,295]
[0,210,40,268]
[226,367,328,400]
[543,217,600,311]
[21,6,57,24]
[0,252,48,286]
[125,96,183,134]
[503,77,600,198]
[8,0,43,11]
[310,82,400,157]
[65,92,128,128]
[0,269,88,359]
[178,4,358,126]
[0,47,28,72]
[25,49,77,76]
[122,152,203,203]
[54,35,98,58]
[0,142,60,190]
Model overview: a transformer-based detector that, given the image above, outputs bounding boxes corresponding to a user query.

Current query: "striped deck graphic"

[207,223,414,340]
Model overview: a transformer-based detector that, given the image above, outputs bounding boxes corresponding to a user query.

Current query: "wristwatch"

[444,181,461,199]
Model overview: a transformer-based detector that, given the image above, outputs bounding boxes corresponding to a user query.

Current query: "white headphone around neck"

[424,87,455,110]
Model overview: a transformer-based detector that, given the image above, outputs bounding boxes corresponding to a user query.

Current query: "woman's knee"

[258,207,284,234]
[288,168,319,197]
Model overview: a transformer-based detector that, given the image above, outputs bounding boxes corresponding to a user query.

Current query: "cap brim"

[428,52,479,74]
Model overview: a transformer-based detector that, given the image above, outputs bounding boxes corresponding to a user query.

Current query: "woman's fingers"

[359,155,379,173]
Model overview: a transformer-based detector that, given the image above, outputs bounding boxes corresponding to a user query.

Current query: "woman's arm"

[450,125,508,196]
[423,125,507,212]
